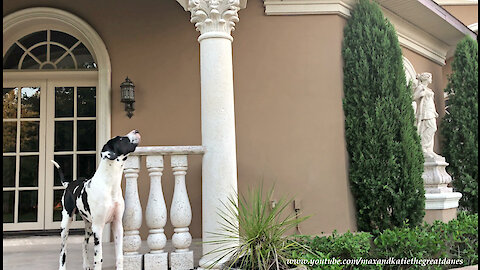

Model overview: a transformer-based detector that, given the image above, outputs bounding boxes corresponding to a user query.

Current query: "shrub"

[342,0,425,232]
[441,36,478,213]
[293,213,478,269]
[207,185,308,270]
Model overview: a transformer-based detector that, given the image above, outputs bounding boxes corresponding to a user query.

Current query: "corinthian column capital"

[188,0,241,40]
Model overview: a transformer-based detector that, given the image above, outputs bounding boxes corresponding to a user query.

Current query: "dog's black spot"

[62,253,66,265]
[63,178,89,217]
[95,252,97,256]
[101,259,103,263]
[122,156,128,161]
[86,237,90,244]
[93,234,100,246]
[81,191,91,214]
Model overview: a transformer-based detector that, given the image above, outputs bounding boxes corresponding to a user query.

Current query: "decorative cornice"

[188,0,241,40]
[264,0,354,17]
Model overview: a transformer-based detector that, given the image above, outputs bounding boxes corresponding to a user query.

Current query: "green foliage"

[441,36,478,213]
[342,0,425,232]
[206,185,308,270]
[292,213,478,269]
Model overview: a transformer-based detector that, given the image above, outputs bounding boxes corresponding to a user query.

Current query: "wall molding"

[263,0,456,65]
[434,0,477,5]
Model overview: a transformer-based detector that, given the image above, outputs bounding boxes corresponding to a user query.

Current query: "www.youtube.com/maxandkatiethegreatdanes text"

[286,257,464,267]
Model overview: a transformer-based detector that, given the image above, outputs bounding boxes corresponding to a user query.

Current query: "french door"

[3,73,98,231]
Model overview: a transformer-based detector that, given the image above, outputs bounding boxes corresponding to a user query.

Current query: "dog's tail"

[51,160,69,187]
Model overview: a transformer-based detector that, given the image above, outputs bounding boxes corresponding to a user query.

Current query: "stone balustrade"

[122,146,205,270]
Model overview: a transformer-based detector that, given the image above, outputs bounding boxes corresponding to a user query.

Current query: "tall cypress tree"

[441,36,478,213]
[342,0,425,232]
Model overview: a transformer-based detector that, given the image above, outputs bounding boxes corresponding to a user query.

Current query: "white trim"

[3,7,112,241]
[402,56,417,86]
[434,0,478,5]
[468,22,478,32]
[425,192,462,210]
[262,0,452,65]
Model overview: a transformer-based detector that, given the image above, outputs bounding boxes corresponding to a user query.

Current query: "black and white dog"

[52,130,141,270]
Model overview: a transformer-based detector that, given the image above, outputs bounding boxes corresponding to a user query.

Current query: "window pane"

[54,121,73,151]
[53,190,64,222]
[3,122,17,153]
[31,45,47,63]
[53,155,73,186]
[57,55,76,69]
[18,190,38,222]
[20,54,40,69]
[3,88,18,118]
[51,30,78,49]
[55,87,74,117]
[77,154,96,180]
[77,120,96,151]
[3,191,14,223]
[19,156,39,187]
[3,157,16,187]
[18,31,47,49]
[72,43,96,69]
[50,45,66,64]
[20,121,39,152]
[3,43,24,69]
[77,87,96,117]
[21,87,40,118]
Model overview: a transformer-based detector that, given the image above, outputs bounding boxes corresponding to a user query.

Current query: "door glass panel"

[3,122,17,152]
[77,154,96,179]
[3,88,18,118]
[19,156,39,187]
[77,120,96,151]
[3,157,16,187]
[53,155,73,186]
[20,87,40,118]
[20,121,40,152]
[55,87,74,117]
[18,190,38,222]
[77,87,96,117]
[54,121,73,151]
[3,191,14,223]
[53,190,64,222]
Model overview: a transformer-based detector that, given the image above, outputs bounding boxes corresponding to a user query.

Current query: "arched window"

[4,30,97,70]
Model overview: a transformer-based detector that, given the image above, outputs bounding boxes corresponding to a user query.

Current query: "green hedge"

[292,213,478,269]
[342,0,425,232]
[441,36,478,213]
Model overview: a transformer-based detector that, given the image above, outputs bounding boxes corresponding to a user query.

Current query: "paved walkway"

[3,235,202,270]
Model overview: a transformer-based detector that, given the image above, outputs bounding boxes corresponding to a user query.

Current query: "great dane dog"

[52,130,141,270]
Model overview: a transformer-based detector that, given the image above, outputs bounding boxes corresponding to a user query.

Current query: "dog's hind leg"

[91,223,105,270]
[59,210,73,270]
[83,220,93,270]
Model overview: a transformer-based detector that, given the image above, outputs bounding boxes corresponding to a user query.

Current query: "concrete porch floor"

[3,235,203,270]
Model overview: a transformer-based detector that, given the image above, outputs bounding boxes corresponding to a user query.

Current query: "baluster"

[144,155,168,270]
[122,155,143,270]
[170,154,193,270]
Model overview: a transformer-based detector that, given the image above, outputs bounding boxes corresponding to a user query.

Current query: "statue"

[413,72,440,158]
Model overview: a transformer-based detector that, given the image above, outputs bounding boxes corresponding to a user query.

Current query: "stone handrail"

[122,145,205,270]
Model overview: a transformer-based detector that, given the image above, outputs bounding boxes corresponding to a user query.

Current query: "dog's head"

[100,130,141,161]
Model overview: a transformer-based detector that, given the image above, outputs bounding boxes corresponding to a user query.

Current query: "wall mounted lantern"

[120,77,135,118]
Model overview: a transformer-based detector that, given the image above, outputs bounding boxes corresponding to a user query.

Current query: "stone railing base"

[145,252,168,270]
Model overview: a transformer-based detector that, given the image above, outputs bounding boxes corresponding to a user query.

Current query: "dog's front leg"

[112,201,125,269]
[91,223,104,270]
[83,221,93,270]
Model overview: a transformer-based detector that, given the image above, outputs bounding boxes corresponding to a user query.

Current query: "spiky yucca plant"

[206,186,308,270]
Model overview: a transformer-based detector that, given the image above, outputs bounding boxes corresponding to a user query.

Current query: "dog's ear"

[100,136,119,160]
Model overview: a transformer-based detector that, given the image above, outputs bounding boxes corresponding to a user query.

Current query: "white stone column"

[122,156,143,270]
[188,0,243,268]
[144,155,168,270]
[170,155,193,270]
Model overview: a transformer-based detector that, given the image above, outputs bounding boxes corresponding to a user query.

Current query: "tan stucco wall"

[442,5,478,27]
[4,0,357,238]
